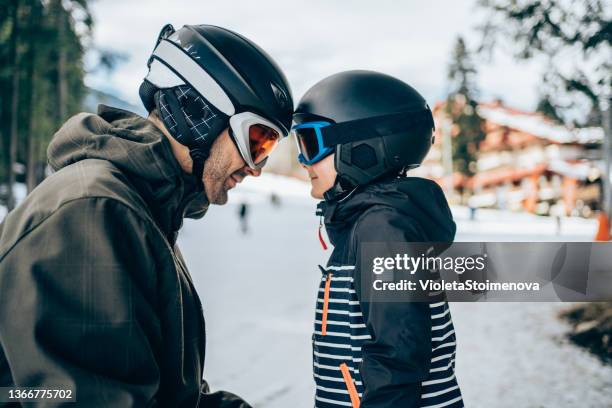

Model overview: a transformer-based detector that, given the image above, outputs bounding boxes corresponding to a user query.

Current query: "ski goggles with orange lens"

[229,112,285,169]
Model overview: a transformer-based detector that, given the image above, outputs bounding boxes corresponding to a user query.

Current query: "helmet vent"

[271,82,290,110]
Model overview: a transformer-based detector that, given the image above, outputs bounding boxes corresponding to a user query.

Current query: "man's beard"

[203,152,232,205]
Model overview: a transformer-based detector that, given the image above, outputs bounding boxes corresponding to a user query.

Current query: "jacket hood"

[321,177,456,246]
[47,105,208,239]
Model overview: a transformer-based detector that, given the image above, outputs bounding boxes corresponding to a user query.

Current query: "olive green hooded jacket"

[0,106,248,407]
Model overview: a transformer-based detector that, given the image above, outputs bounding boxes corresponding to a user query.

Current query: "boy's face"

[303,154,336,199]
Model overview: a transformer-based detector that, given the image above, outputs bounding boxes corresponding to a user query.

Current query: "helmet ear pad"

[154,86,228,150]
[334,138,388,188]
[333,124,434,188]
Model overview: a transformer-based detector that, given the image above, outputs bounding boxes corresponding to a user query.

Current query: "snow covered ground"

[178,175,612,408]
[2,177,609,406]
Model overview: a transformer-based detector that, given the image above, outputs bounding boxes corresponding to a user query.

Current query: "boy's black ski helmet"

[294,70,434,199]
[139,24,293,183]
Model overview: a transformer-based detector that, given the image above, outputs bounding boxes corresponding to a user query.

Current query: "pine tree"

[477,0,610,127]
[0,0,93,209]
[536,94,564,124]
[445,37,486,178]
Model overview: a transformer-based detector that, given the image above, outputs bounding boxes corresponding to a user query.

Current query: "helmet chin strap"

[189,148,206,191]
[323,175,358,202]
[324,170,404,203]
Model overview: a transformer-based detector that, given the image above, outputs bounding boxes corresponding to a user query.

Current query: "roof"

[477,103,604,145]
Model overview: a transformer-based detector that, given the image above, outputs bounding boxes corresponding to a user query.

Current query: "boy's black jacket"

[321,177,457,407]
[322,177,456,246]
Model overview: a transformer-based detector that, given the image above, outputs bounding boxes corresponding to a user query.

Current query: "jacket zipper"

[321,272,333,336]
[339,362,360,408]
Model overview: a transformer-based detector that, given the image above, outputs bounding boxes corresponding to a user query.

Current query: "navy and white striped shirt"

[313,264,463,408]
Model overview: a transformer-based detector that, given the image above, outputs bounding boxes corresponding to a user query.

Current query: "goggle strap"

[320,108,434,146]
[152,40,235,116]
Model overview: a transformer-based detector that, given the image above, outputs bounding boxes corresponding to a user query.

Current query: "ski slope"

[178,174,612,408]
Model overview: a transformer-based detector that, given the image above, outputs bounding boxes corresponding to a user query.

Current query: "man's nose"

[244,166,262,177]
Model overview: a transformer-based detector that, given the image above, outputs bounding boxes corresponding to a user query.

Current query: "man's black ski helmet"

[293,70,435,199]
[139,24,293,184]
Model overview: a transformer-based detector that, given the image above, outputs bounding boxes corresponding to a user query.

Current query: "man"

[0,24,293,407]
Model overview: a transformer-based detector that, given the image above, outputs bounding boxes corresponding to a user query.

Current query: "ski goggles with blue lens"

[292,121,334,165]
[292,108,435,166]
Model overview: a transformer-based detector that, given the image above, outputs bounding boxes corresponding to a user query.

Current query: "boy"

[293,71,463,408]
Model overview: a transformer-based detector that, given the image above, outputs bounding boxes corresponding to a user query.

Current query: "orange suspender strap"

[321,272,332,336]
[340,363,361,408]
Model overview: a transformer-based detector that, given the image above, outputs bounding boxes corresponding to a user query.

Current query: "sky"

[86,0,547,112]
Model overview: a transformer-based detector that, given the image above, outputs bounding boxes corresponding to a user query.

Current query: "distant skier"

[238,202,249,234]
[469,204,477,221]
[293,71,463,408]
[270,192,282,207]
[551,203,564,236]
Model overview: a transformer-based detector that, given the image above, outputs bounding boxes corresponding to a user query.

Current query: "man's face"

[203,128,261,205]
